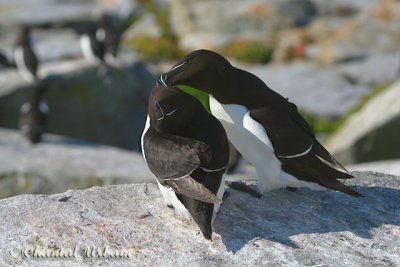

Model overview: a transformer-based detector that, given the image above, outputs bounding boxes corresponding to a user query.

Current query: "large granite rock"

[0,28,83,64]
[244,62,369,118]
[0,0,137,63]
[169,0,318,49]
[305,1,400,64]
[337,53,400,86]
[349,159,400,177]
[0,0,135,28]
[327,80,400,164]
[0,56,155,150]
[0,171,398,266]
[0,128,153,199]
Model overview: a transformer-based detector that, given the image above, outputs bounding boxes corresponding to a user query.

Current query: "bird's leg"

[225,181,262,198]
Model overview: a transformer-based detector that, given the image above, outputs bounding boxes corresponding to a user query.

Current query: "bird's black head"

[99,13,112,28]
[148,86,199,134]
[157,50,234,96]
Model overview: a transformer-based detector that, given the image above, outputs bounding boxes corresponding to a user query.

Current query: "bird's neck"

[176,85,211,112]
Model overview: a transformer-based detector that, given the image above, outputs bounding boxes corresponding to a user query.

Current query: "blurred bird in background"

[14,25,39,82]
[19,84,49,144]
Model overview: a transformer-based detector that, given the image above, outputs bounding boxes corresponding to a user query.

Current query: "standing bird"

[141,86,229,240]
[19,84,49,144]
[97,14,121,64]
[158,49,362,197]
[14,26,39,82]
[80,27,105,65]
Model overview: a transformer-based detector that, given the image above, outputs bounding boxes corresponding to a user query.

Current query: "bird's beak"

[156,60,189,86]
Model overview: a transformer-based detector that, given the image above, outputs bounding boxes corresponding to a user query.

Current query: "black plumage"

[80,27,105,64]
[97,14,120,62]
[160,49,362,197]
[14,26,38,81]
[142,86,229,239]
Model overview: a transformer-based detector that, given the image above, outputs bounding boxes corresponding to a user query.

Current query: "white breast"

[210,96,285,193]
[80,35,99,64]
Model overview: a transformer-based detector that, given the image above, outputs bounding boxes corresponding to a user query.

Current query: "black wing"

[143,127,211,179]
[143,127,221,203]
[249,107,361,197]
[23,47,38,77]
[250,106,312,157]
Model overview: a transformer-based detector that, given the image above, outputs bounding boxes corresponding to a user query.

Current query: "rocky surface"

[327,80,400,164]
[169,0,318,49]
[0,128,153,199]
[349,159,400,177]
[0,171,399,266]
[0,0,135,28]
[245,62,369,118]
[168,0,400,54]
[0,56,155,150]
[337,53,400,86]
[0,0,137,64]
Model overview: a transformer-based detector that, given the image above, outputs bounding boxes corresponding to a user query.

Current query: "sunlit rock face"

[0,171,399,266]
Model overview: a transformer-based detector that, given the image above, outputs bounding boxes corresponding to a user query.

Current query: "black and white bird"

[141,86,229,240]
[80,27,105,65]
[158,49,362,197]
[19,84,49,144]
[96,14,120,64]
[14,26,39,82]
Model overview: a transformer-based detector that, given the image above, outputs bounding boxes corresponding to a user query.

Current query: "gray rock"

[244,62,369,118]
[338,53,400,86]
[0,0,136,28]
[0,28,83,64]
[0,128,153,199]
[277,0,317,27]
[124,13,162,39]
[169,0,317,50]
[349,159,400,177]
[0,171,399,266]
[311,0,379,16]
[0,57,155,150]
[327,80,400,164]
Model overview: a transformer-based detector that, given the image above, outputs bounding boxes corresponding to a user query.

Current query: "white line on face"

[156,101,165,120]
[165,108,178,116]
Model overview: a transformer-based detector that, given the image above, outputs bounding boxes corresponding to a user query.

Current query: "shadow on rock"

[214,180,400,253]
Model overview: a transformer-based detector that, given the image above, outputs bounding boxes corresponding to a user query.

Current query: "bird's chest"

[209,95,276,161]
[209,95,246,126]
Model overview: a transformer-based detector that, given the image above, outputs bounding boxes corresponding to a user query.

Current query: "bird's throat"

[176,85,211,112]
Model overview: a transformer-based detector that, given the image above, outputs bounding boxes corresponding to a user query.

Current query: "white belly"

[209,96,324,193]
[80,35,99,64]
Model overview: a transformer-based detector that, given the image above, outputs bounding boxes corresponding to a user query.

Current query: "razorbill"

[80,27,105,65]
[97,14,120,64]
[158,49,362,197]
[14,26,38,82]
[19,84,48,143]
[141,86,229,239]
